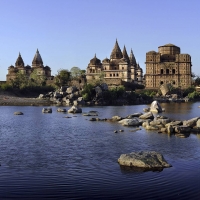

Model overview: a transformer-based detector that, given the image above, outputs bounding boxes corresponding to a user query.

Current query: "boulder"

[145,125,159,130]
[126,113,143,118]
[150,101,162,113]
[167,125,174,134]
[54,92,63,99]
[65,99,73,105]
[139,112,154,120]
[112,116,123,121]
[82,111,98,116]
[118,151,172,168]
[60,86,68,92]
[14,111,24,115]
[66,86,77,94]
[160,83,170,96]
[175,125,191,133]
[42,108,52,113]
[183,117,200,128]
[165,121,183,127]
[118,118,140,126]
[143,108,150,112]
[68,105,82,113]
[57,108,67,112]
[38,94,45,99]
[157,118,171,125]
[196,119,200,127]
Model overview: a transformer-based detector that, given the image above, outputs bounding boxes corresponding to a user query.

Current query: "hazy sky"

[0,0,200,80]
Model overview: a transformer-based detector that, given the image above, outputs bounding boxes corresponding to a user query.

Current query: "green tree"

[70,67,82,78]
[54,69,71,87]
[30,69,46,86]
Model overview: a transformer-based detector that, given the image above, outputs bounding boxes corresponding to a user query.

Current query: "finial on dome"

[94,53,96,58]
[36,48,39,53]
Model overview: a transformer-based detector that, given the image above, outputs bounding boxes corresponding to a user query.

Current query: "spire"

[15,52,24,68]
[32,49,43,67]
[122,45,130,63]
[110,39,123,60]
[129,48,136,65]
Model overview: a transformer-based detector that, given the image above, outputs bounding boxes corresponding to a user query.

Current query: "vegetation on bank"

[1,69,200,102]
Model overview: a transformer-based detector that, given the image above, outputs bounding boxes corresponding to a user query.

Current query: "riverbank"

[0,92,51,106]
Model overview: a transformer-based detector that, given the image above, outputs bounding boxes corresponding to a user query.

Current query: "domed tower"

[32,49,43,68]
[86,54,102,82]
[110,39,123,61]
[15,53,25,68]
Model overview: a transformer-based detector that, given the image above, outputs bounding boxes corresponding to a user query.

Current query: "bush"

[187,91,200,99]
[0,83,12,91]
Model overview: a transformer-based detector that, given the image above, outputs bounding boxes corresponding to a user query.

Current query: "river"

[0,103,200,199]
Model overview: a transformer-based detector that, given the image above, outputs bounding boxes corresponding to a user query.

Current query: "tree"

[70,67,82,78]
[54,69,71,87]
[30,69,46,86]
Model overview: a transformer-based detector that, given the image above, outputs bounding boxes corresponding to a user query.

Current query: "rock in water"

[68,105,82,113]
[118,151,171,169]
[150,100,163,113]
[14,111,24,115]
[42,108,52,113]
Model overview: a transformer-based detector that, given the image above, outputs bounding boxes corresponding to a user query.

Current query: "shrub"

[187,91,200,99]
[0,83,12,91]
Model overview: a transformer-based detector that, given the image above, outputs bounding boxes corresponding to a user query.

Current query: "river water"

[0,103,200,199]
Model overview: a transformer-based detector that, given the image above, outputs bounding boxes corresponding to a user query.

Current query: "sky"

[0,0,200,81]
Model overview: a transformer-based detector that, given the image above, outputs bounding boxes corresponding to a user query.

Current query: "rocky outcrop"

[118,151,171,169]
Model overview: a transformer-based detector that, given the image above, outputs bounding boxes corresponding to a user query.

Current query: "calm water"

[0,103,200,199]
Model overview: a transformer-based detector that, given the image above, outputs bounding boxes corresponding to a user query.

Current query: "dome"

[163,43,177,47]
[44,65,51,69]
[25,65,31,69]
[147,51,157,55]
[102,57,110,63]
[9,65,14,69]
[90,54,101,65]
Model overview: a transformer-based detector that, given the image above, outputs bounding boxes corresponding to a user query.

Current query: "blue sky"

[0,0,200,80]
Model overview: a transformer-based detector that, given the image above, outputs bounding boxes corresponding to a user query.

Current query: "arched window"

[113,74,115,77]
[160,81,163,85]
[110,74,112,77]
[161,69,163,74]
[172,69,175,74]
[116,73,119,77]
[166,69,169,74]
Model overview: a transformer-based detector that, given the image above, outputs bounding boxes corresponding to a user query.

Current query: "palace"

[145,44,192,89]
[86,40,143,86]
[6,49,53,82]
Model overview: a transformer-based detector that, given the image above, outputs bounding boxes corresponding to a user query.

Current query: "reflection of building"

[145,44,192,89]
[6,49,53,82]
[86,40,143,86]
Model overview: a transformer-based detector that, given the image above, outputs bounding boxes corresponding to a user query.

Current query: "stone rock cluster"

[38,86,85,106]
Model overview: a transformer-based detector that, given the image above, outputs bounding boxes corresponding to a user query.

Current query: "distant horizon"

[0,0,200,81]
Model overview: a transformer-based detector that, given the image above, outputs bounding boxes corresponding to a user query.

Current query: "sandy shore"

[0,94,51,106]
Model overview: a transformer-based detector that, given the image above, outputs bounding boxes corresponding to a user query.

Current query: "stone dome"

[102,57,110,63]
[90,54,101,65]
